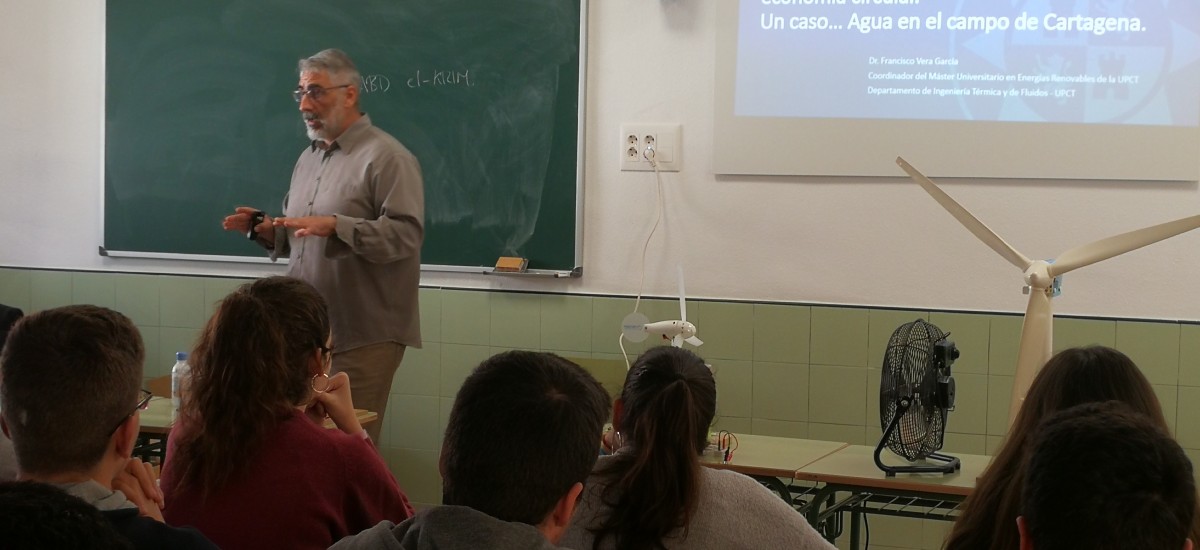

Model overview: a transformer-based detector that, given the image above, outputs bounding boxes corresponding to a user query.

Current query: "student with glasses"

[160,276,413,550]
[0,305,215,549]
[221,47,424,444]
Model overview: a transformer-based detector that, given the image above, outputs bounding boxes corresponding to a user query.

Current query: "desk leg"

[133,433,168,465]
[849,508,861,550]
[751,475,792,505]
[806,486,841,545]
[806,485,835,526]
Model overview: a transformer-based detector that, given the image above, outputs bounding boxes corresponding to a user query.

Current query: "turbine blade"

[677,265,688,322]
[686,336,704,346]
[1049,214,1200,276]
[672,334,683,347]
[897,157,1032,270]
[1009,290,1054,425]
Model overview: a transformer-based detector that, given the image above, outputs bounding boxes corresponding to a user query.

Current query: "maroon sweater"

[160,410,413,550]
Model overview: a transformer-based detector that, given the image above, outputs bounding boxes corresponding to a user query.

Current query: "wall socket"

[620,123,681,172]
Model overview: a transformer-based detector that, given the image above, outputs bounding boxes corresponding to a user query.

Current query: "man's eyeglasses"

[292,84,351,103]
[108,389,153,436]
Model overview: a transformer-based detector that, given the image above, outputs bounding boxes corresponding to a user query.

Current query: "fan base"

[873,445,961,477]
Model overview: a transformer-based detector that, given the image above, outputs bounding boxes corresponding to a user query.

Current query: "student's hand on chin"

[304,401,329,425]
[113,458,165,522]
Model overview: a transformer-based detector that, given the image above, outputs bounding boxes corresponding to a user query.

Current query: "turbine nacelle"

[1023,262,1047,288]
[644,320,699,340]
[1022,261,1058,293]
[622,314,704,347]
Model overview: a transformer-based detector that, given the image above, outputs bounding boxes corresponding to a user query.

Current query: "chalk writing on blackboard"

[360,74,392,93]
[406,69,474,89]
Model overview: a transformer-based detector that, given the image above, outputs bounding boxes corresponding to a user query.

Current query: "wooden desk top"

[794,444,993,497]
[700,434,849,478]
[139,397,176,435]
[139,397,379,435]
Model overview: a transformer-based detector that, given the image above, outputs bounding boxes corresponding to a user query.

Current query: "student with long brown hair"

[944,345,1200,550]
[160,276,412,550]
[560,346,833,550]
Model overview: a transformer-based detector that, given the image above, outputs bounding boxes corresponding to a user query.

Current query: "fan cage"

[880,319,950,461]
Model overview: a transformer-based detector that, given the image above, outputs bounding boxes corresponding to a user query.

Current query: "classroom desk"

[700,434,848,477]
[135,397,379,461]
[699,434,849,508]
[798,445,993,550]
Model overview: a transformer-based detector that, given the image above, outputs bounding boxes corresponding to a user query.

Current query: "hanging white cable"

[632,143,665,315]
[623,143,666,370]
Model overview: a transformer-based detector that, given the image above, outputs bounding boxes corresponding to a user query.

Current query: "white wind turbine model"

[897,156,1200,423]
[622,266,704,353]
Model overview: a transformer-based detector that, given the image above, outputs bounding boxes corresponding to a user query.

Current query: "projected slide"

[735,0,1200,126]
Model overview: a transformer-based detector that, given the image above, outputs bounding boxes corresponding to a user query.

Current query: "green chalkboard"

[105,0,582,273]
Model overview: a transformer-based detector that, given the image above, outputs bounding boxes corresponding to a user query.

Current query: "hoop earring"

[613,431,624,451]
[311,373,331,393]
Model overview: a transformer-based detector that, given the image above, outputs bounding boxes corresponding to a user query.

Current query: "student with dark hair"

[944,345,1200,550]
[0,306,214,549]
[0,480,132,550]
[561,346,834,550]
[160,276,412,550]
[1018,401,1196,550]
[333,350,611,549]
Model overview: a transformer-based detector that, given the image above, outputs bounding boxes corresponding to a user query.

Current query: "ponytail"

[592,347,715,550]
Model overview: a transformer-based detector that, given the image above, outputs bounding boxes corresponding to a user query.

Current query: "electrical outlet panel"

[619,124,681,172]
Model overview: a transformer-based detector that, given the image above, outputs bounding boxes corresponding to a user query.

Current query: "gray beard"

[304,113,340,142]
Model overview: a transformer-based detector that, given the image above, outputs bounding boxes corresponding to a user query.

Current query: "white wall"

[3,0,1200,321]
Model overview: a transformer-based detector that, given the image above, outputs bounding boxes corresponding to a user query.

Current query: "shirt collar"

[309,113,373,154]
[55,480,137,511]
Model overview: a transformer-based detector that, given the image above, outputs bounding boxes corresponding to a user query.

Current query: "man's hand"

[223,206,274,243]
[112,458,165,522]
[275,215,337,238]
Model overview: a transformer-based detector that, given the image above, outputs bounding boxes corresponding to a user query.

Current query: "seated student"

[0,305,215,549]
[561,346,835,550]
[0,480,133,550]
[944,345,1200,549]
[0,304,22,482]
[332,350,611,549]
[160,276,413,550]
[1019,401,1196,550]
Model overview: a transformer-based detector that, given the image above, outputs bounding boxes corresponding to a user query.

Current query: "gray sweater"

[560,457,836,550]
[330,505,564,550]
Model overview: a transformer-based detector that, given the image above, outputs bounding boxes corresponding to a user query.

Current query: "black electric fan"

[875,319,961,477]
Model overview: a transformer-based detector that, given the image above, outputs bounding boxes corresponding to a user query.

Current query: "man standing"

[223,49,424,442]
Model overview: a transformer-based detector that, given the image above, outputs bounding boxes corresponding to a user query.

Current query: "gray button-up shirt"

[269,115,423,351]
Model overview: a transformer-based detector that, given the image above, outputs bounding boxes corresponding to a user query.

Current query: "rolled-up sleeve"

[328,151,424,264]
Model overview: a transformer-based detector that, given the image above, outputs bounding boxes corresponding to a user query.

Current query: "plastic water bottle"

[170,352,191,420]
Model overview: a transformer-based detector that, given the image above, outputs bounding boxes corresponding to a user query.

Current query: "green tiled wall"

[3,267,1199,550]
